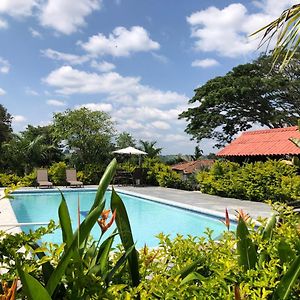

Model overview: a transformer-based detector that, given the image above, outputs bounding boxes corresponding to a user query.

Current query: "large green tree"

[0,104,12,146]
[0,125,62,174]
[179,53,300,148]
[52,108,115,168]
[139,140,162,158]
[115,132,136,149]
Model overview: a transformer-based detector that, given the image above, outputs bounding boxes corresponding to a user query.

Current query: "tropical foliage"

[254,3,300,68]
[197,160,300,202]
[179,53,300,147]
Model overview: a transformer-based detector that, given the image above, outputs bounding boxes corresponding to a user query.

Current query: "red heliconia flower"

[97,209,117,234]
[221,208,230,230]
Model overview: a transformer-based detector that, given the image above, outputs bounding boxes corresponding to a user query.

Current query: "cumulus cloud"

[0,87,6,96]
[0,18,8,29]
[187,1,297,57]
[41,48,89,65]
[47,99,66,106]
[25,87,39,96]
[29,27,42,38]
[0,57,10,73]
[0,0,36,18]
[13,115,27,123]
[90,60,116,72]
[44,66,187,106]
[76,102,113,112]
[192,58,219,68]
[151,120,170,130]
[80,26,160,57]
[39,0,101,35]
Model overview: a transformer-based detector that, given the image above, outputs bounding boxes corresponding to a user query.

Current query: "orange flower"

[0,279,17,300]
[235,209,250,222]
[97,209,117,234]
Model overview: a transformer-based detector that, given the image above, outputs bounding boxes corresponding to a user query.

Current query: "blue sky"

[0,0,297,154]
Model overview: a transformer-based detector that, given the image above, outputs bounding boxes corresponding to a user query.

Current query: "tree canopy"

[0,104,12,146]
[179,53,300,148]
[116,132,136,149]
[139,140,162,158]
[52,108,115,168]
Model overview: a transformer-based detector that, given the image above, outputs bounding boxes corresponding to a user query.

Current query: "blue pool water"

[10,190,233,247]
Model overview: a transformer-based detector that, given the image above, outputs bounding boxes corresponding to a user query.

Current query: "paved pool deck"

[0,186,273,233]
[115,186,272,221]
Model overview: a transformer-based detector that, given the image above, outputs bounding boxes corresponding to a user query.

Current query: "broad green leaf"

[29,242,55,286]
[46,203,103,295]
[273,255,300,300]
[177,259,202,278]
[259,214,277,266]
[46,159,117,295]
[96,231,117,275]
[16,260,52,300]
[90,158,117,213]
[58,192,73,249]
[105,244,135,284]
[236,218,257,270]
[278,240,296,265]
[180,272,206,285]
[111,188,140,287]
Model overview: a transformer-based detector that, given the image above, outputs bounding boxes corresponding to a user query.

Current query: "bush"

[48,162,67,185]
[197,160,300,202]
[19,172,36,187]
[0,173,21,187]
[80,164,106,184]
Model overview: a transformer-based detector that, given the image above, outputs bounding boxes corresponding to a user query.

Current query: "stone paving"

[115,186,272,220]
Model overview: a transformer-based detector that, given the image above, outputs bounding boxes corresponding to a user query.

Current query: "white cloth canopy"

[112,146,147,155]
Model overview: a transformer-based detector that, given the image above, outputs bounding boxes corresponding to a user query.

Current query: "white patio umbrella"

[112,146,147,165]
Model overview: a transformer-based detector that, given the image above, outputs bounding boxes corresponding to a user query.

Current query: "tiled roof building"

[217,126,300,158]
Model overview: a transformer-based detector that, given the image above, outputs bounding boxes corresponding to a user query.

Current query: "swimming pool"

[10,189,234,247]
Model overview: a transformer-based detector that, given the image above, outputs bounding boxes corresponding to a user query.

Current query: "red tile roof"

[171,160,214,174]
[217,126,300,157]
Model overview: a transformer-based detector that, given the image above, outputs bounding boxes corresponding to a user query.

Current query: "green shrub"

[197,160,300,202]
[48,162,67,185]
[81,164,105,184]
[19,172,36,187]
[0,173,21,187]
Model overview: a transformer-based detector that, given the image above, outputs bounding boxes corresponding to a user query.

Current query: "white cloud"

[0,18,8,29]
[151,53,169,64]
[41,48,89,65]
[47,99,66,106]
[80,26,160,57]
[187,1,297,58]
[192,58,219,68]
[44,66,187,106]
[0,0,36,18]
[25,87,39,96]
[0,57,10,73]
[13,115,27,123]
[151,120,170,130]
[90,60,116,72]
[0,87,6,96]
[39,0,101,35]
[29,27,42,38]
[76,102,113,112]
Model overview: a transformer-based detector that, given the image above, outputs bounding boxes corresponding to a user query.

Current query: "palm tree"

[253,3,300,68]
[139,140,162,158]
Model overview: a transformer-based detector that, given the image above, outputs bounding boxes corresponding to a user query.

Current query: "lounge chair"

[66,169,83,188]
[36,169,53,188]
